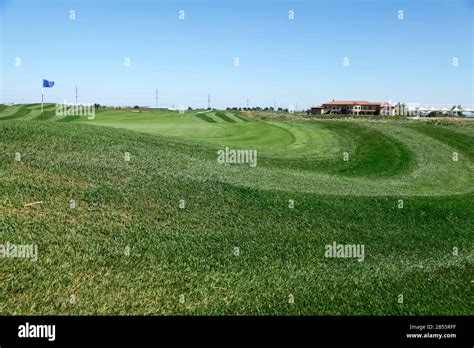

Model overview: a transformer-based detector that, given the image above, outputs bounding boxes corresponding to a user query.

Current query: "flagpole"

[41,87,44,114]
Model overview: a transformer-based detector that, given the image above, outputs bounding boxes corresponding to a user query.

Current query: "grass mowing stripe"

[0,105,32,121]
[408,123,474,159]
[226,110,252,122]
[233,114,251,122]
[0,105,22,118]
[215,111,237,123]
[196,114,217,123]
[224,112,246,123]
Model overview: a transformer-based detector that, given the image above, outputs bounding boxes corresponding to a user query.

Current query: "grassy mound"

[0,106,473,315]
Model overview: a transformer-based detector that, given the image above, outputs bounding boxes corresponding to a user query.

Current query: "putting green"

[80,109,473,197]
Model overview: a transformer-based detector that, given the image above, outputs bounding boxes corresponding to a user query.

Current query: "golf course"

[1,103,473,315]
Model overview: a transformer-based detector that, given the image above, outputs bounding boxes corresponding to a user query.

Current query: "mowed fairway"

[1,104,473,315]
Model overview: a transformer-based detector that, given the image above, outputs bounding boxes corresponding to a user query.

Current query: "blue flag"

[43,79,55,88]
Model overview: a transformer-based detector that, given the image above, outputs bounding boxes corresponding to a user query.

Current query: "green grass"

[214,111,237,123]
[0,105,9,114]
[0,105,33,121]
[32,110,57,121]
[407,123,474,160]
[230,111,252,122]
[196,113,217,123]
[0,104,56,121]
[0,104,473,315]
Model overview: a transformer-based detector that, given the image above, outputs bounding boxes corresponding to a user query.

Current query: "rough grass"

[0,106,473,315]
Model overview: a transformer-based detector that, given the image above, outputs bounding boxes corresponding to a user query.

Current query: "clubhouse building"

[310,100,397,116]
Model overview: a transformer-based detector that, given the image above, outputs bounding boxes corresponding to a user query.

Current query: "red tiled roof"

[322,100,391,106]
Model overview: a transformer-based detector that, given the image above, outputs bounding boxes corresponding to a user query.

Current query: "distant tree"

[133,105,140,109]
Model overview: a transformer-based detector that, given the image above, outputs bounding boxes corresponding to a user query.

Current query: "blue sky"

[1,0,472,108]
